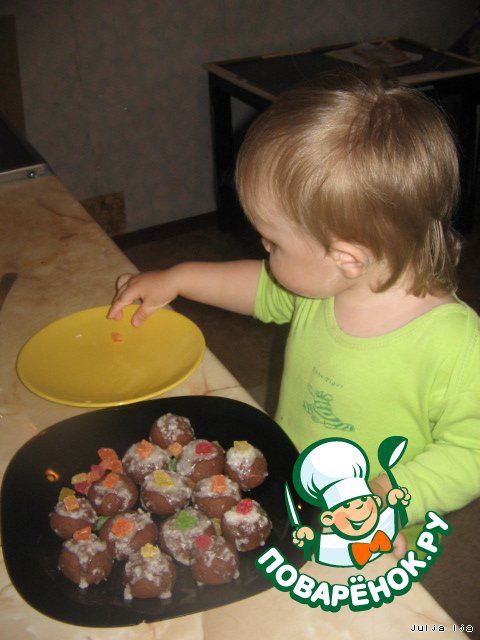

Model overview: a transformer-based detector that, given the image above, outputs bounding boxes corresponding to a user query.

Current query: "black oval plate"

[1,396,315,628]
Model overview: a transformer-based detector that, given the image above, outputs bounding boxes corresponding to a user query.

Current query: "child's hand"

[292,526,315,548]
[107,270,178,326]
[386,487,411,508]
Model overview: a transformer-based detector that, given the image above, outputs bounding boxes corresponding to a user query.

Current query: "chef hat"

[293,438,371,510]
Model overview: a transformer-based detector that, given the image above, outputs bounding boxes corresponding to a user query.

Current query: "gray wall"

[1,0,478,230]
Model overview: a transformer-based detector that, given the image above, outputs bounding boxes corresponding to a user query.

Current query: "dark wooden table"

[204,37,480,233]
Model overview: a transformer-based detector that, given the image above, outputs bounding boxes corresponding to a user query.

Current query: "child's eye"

[343,501,350,509]
[360,497,368,503]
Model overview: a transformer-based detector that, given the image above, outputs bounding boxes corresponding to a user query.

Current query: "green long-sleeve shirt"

[254,263,480,525]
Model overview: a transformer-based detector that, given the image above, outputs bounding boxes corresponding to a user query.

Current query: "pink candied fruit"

[194,534,213,551]
[236,498,254,515]
[195,441,213,455]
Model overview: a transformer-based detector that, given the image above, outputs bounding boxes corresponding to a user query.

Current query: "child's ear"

[329,241,373,279]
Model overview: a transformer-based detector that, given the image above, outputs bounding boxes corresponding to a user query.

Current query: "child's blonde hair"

[236,71,461,295]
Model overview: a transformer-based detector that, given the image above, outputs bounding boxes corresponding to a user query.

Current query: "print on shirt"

[303,384,355,432]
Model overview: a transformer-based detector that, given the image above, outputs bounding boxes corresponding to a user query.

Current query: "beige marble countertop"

[0,176,465,639]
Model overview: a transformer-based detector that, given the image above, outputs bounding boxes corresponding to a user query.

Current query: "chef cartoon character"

[287,437,411,569]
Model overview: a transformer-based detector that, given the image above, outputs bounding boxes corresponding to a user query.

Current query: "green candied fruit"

[175,510,197,530]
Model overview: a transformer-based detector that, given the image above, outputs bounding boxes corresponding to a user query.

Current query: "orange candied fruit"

[102,472,120,488]
[98,447,119,462]
[111,517,135,538]
[167,442,183,458]
[136,439,154,459]
[211,474,227,494]
[73,526,92,541]
[63,494,80,512]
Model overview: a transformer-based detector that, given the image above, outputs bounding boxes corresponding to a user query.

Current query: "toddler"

[108,71,480,545]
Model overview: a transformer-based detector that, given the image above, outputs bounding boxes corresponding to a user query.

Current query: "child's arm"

[107,260,263,326]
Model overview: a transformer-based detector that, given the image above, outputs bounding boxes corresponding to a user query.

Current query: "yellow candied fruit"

[233,440,252,452]
[141,543,160,558]
[71,472,88,485]
[153,470,174,487]
[58,487,75,502]
[211,517,222,536]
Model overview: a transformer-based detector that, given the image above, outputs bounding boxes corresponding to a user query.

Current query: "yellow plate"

[16,305,205,407]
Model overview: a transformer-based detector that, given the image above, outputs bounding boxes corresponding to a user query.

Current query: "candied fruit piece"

[211,474,227,494]
[63,494,80,512]
[194,534,213,551]
[236,498,254,515]
[153,470,174,487]
[100,458,124,473]
[102,472,120,488]
[211,517,222,536]
[111,331,123,343]
[58,487,75,502]
[94,515,109,532]
[167,442,183,457]
[195,441,213,455]
[141,543,160,558]
[98,447,119,461]
[136,439,154,459]
[175,510,197,530]
[74,480,92,495]
[87,464,105,483]
[233,440,253,452]
[111,517,135,538]
[73,526,92,541]
[71,472,88,485]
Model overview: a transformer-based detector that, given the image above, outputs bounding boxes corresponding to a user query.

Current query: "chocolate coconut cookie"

[176,439,225,483]
[98,509,157,560]
[224,440,268,491]
[190,534,239,586]
[221,498,272,552]
[123,543,176,600]
[50,492,97,540]
[122,439,170,484]
[58,527,113,588]
[192,474,241,518]
[159,507,215,565]
[149,413,195,450]
[141,469,192,515]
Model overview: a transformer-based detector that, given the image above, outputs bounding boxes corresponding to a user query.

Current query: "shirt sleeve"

[253,261,296,324]
[394,319,480,525]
